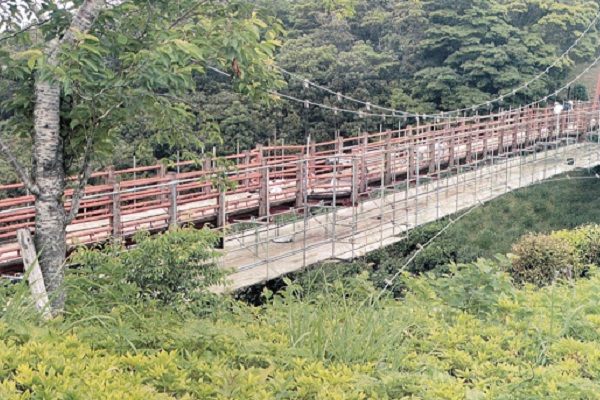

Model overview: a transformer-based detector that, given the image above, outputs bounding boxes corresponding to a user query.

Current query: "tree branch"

[168,0,213,29]
[65,134,94,225]
[65,99,121,225]
[46,0,108,65]
[0,134,39,195]
[0,18,51,44]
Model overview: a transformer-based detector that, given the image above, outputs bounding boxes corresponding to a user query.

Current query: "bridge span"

[217,141,600,292]
[1,103,600,285]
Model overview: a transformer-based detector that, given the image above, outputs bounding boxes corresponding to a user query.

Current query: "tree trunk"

[30,0,107,313]
[33,82,67,312]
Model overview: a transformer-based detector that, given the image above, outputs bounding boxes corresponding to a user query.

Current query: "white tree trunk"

[32,0,107,313]
[33,82,67,312]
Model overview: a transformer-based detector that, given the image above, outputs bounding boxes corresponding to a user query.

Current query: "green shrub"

[551,224,600,267]
[122,227,226,304]
[509,233,581,286]
[71,226,227,306]
[426,256,516,316]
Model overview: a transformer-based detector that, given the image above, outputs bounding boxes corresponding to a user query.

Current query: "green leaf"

[170,39,202,59]
[16,49,42,60]
[83,33,100,42]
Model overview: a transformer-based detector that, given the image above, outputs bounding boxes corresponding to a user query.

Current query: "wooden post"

[483,121,490,159]
[449,127,456,167]
[105,167,119,239]
[158,163,168,204]
[498,112,505,154]
[111,182,121,240]
[105,166,115,185]
[167,172,178,227]
[582,104,591,139]
[512,109,519,152]
[351,157,359,206]
[295,159,305,208]
[259,159,269,217]
[525,106,533,146]
[466,130,473,164]
[384,130,393,185]
[257,144,264,163]
[408,125,415,180]
[243,150,251,188]
[202,158,211,194]
[336,135,344,154]
[16,229,51,319]
[443,119,451,166]
[428,132,436,174]
[217,189,227,228]
[358,136,368,194]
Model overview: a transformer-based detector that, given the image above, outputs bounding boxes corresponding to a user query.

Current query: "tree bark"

[33,82,67,312]
[17,229,51,319]
[32,0,107,313]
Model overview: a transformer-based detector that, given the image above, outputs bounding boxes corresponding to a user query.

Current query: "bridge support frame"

[111,182,121,240]
[258,159,269,218]
[167,172,178,228]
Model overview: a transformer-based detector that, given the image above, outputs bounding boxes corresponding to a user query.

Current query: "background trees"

[3,0,598,176]
[193,0,600,154]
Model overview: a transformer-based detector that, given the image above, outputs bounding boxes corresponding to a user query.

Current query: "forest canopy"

[1,0,599,176]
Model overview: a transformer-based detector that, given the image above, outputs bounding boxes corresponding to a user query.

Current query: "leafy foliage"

[70,226,227,306]
[509,232,581,286]
[426,256,516,316]
[0,0,285,185]
[5,247,600,397]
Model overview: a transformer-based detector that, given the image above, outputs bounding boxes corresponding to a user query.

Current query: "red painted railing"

[0,102,597,266]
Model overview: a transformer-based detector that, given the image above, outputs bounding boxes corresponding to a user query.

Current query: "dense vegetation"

[4,222,600,398]
[4,1,600,397]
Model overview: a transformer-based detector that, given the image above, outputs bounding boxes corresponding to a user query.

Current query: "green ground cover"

[3,254,600,398]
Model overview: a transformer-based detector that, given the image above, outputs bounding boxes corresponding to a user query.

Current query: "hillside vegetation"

[3,246,600,398]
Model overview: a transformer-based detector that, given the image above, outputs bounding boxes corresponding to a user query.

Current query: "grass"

[433,166,600,258]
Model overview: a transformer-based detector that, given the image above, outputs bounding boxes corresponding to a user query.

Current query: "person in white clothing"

[553,102,564,115]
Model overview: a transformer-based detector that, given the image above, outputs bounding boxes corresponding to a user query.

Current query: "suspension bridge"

[2,102,600,289]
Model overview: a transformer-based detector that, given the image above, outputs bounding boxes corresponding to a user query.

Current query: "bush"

[551,224,600,267]
[426,256,516,316]
[122,227,227,304]
[71,226,228,307]
[509,233,581,286]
